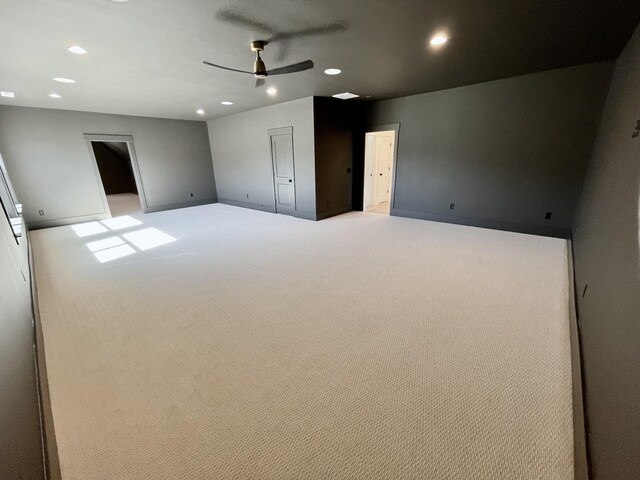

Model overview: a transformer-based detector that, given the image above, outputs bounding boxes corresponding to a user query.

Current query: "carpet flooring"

[31,204,574,479]
[106,193,141,217]
[365,201,390,215]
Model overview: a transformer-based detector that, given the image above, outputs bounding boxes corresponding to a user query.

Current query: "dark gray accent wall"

[313,98,354,220]
[0,217,45,479]
[366,62,614,237]
[207,97,316,219]
[0,106,217,228]
[571,25,640,480]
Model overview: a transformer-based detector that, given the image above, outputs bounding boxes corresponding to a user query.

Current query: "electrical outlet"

[545,211,552,220]
[190,193,194,198]
[38,210,45,216]
[450,203,455,210]
[246,193,249,199]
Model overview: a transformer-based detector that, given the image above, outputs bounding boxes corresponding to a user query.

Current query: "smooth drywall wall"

[313,98,353,219]
[0,217,44,478]
[571,25,640,480]
[0,105,217,227]
[366,62,613,237]
[207,97,316,219]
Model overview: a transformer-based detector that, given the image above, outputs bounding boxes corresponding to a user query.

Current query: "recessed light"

[49,93,62,99]
[53,77,76,84]
[196,109,205,115]
[221,101,233,105]
[324,68,341,75]
[0,91,15,98]
[332,92,359,100]
[67,45,87,55]
[266,87,277,96]
[430,34,448,46]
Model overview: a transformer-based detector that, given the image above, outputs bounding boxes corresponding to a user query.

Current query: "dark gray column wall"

[313,98,354,219]
[0,105,217,228]
[207,97,316,219]
[571,25,640,480]
[0,220,44,479]
[365,62,614,237]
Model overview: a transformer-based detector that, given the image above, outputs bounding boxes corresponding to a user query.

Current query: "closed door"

[269,127,295,216]
[374,134,393,204]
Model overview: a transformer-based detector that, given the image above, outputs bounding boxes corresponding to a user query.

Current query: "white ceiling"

[0,0,637,121]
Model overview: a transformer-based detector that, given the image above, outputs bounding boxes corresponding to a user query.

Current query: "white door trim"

[83,133,149,214]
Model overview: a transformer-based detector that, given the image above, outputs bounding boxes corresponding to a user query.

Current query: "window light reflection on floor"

[101,215,143,231]
[123,227,176,251]
[74,215,177,263]
[86,236,125,253]
[72,221,108,238]
[93,244,137,263]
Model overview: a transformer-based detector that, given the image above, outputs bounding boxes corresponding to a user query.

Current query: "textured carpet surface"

[31,204,574,479]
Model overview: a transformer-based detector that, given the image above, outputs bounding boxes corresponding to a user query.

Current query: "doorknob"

[379,173,383,176]
[288,179,292,182]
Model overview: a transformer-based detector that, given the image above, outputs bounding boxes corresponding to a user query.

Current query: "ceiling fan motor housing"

[253,55,267,78]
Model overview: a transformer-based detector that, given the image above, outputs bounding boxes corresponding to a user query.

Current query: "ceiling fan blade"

[216,10,276,34]
[268,22,347,43]
[273,40,290,63]
[255,78,266,88]
[267,60,314,76]
[203,61,253,75]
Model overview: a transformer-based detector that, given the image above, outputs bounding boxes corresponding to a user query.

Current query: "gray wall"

[0,216,44,478]
[366,62,614,237]
[0,105,217,228]
[313,98,353,219]
[571,25,640,480]
[207,97,316,219]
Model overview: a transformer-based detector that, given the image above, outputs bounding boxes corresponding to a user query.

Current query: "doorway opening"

[363,130,396,215]
[269,126,296,216]
[85,134,147,218]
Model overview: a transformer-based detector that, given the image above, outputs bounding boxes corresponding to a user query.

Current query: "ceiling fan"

[203,41,314,87]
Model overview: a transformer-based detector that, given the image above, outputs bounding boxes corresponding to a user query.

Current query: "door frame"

[83,134,149,215]
[268,126,296,215]
[363,123,400,211]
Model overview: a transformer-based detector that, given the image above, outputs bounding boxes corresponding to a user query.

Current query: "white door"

[374,134,393,204]
[269,127,295,216]
[363,134,376,209]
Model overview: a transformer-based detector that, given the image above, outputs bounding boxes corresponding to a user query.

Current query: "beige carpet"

[365,201,390,215]
[106,193,142,217]
[31,204,574,479]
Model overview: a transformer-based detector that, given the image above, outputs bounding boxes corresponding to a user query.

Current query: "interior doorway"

[85,134,146,218]
[269,126,296,216]
[363,130,396,215]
